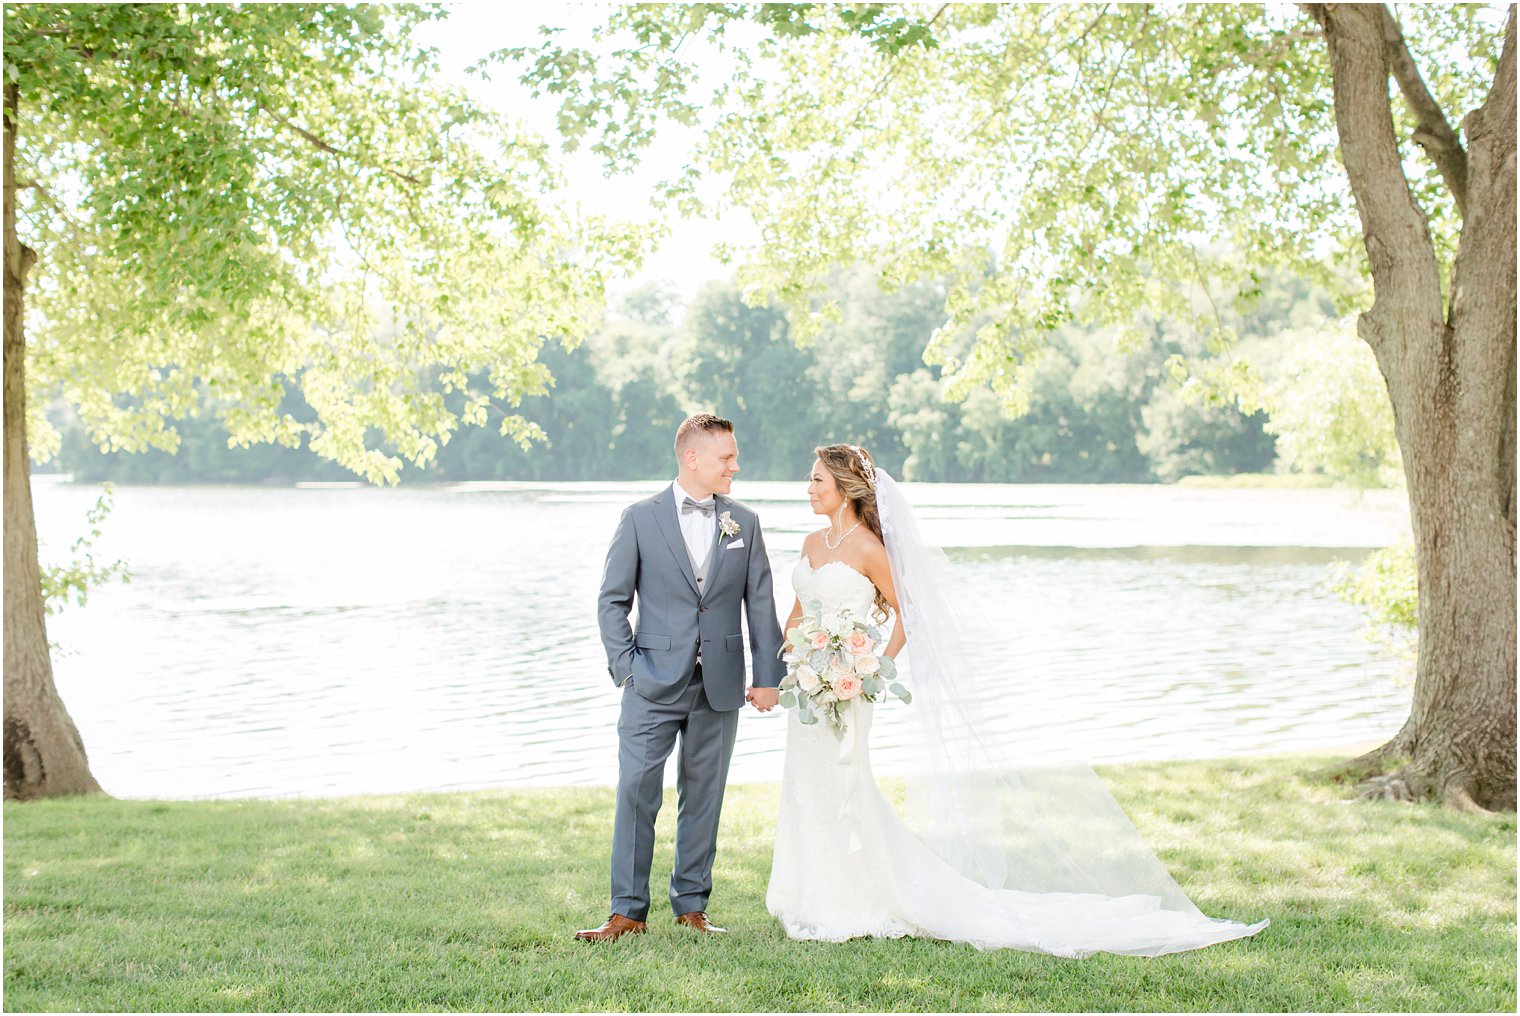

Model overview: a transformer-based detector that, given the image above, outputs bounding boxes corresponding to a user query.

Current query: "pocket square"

[726,538,745,550]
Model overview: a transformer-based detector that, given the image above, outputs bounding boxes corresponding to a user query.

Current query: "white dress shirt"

[619,480,719,689]
[672,478,717,571]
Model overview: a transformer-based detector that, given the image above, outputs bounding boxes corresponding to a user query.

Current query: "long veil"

[874,469,1268,956]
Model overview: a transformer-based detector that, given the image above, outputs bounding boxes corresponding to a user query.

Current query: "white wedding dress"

[766,555,1269,958]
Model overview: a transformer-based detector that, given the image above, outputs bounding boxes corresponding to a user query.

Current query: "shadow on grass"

[4,754,1514,1012]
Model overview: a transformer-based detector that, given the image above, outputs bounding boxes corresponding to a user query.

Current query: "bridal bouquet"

[778,605,910,735]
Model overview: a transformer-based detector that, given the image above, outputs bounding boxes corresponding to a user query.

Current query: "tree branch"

[847,3,950,126]
[25,28,120,62]
[1379,4,1469,217]
[1311,3,1443,352]
[258,105,423,188]
[17,179,87,237]
[1466,4,1517,146]
[957,5,1120,147]
[1071,24,1140,163]
[1070,3,1113,50]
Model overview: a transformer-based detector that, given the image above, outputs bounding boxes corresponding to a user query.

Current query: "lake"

[31,476,1414,799]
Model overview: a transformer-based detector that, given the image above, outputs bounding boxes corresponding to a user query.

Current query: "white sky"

[418,1,754,301]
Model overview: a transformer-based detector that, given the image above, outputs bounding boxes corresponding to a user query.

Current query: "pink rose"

[834,674,864,700]
[809,631,830,649]
[845,631,870,655]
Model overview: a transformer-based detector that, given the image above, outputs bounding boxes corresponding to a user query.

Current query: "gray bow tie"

[681,496,715,517]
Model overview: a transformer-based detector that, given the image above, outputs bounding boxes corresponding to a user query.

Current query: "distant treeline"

[54,268,1338,485]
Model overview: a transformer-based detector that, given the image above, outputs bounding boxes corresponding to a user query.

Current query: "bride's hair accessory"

[849,445,877,490]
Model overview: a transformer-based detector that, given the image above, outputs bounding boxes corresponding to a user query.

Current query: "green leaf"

[11,3,638,484]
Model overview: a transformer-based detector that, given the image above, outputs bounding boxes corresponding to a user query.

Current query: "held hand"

[746,686,780,712]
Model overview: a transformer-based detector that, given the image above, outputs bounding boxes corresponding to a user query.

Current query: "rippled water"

[32,477,1413,799]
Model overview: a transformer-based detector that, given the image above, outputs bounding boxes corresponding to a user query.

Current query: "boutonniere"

[718,511,741,541]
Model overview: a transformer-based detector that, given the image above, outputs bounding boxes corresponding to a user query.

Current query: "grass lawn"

[4,752,1514,1012]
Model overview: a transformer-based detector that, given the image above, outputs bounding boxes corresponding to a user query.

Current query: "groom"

[577,413,785,942]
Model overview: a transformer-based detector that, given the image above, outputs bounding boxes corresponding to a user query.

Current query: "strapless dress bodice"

[791,555,877,620]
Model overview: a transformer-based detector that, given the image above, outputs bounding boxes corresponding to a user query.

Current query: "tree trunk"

[3,81,103,799]
[1316,4,1517,811]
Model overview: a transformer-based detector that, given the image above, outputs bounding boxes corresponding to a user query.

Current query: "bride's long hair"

[814,443,890,623]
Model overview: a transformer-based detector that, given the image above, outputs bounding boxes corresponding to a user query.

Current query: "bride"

[765,443,1269,958]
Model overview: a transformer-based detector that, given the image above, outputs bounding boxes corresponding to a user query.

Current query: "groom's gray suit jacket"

[598,487,785,710]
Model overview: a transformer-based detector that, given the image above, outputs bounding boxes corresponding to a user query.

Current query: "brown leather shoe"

[574,913,648,942]
[674,911,727,934]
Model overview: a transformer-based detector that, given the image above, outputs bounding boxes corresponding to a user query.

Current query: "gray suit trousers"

[611,664,739,921]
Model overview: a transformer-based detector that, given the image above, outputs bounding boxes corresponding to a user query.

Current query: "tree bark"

[3,81,103,799]
[1378,5,1470,217]
[1317,4,1517,811]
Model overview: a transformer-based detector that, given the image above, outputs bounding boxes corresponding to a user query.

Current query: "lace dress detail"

[765,556,1269,956]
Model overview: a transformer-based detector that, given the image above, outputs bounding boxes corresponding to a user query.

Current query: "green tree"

[980,329,1156,482]
[798,266,949,476]
[887,369,957,481]
[55,383,356,483]
[1331,542,1419,646]
[1246,317,1412,673]
[1246,321,1403,488]
[512,2,1515,808]
[591,294,691,476]
[425,340,625,481]
[4,5,633,798]
[38,486,129,619]
[670,282,819,477]
[1139,384,1277,483]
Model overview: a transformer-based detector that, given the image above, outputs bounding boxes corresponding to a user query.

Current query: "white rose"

[796,664,821,693]
[854,655,881,676]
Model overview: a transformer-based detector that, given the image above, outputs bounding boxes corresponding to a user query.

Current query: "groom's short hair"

[675,413,734,455]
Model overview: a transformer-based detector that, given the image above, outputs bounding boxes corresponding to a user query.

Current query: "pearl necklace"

[824,520,861,550]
